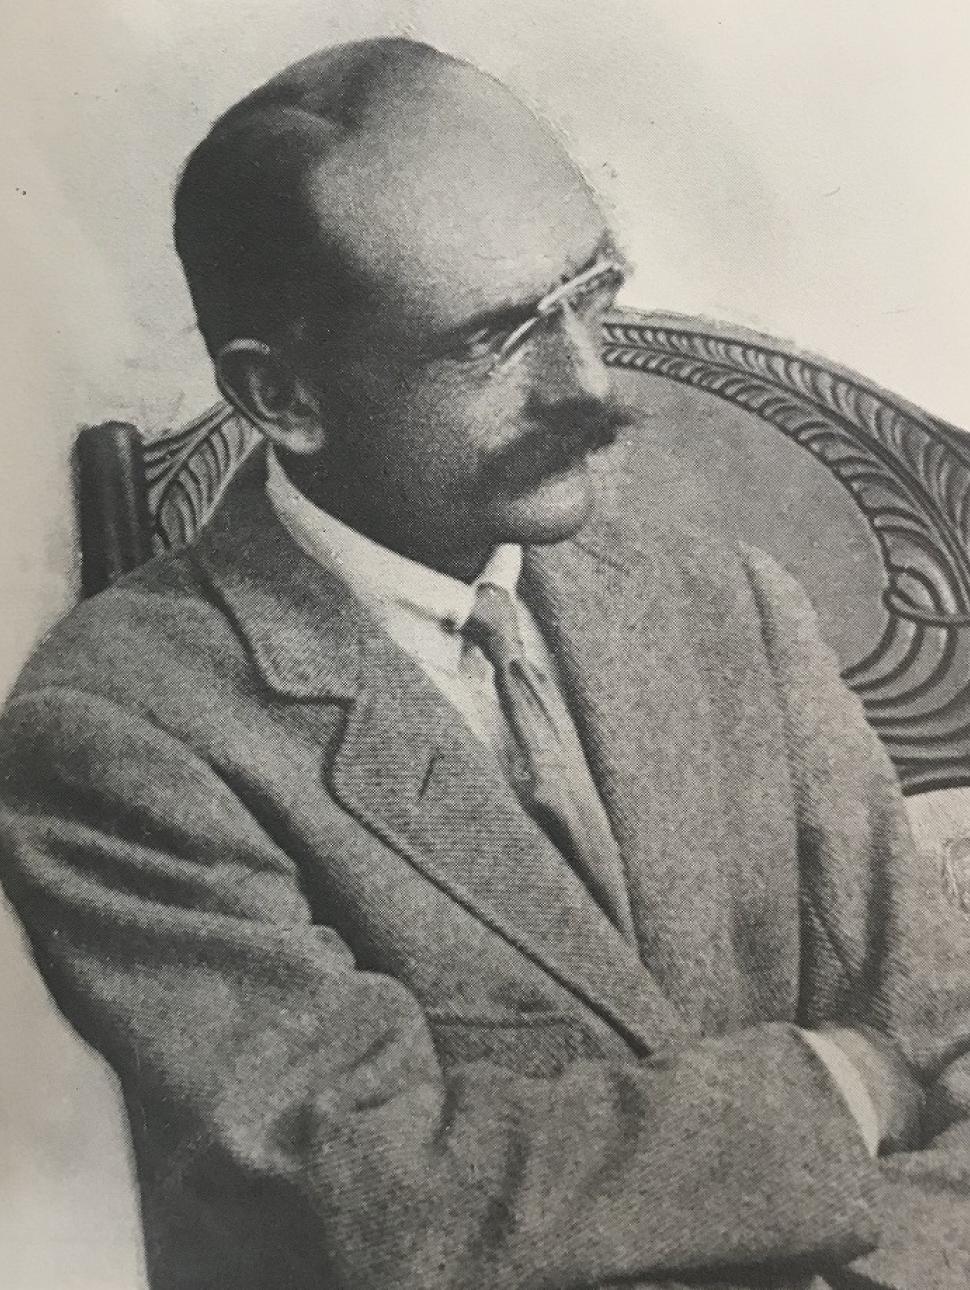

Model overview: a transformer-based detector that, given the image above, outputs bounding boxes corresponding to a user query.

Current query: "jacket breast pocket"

[425,1010,606,1077]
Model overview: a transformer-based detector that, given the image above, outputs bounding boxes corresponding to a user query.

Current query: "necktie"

[462,582,635,938]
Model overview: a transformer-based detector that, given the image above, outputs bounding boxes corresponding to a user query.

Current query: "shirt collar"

[266,448,523,634]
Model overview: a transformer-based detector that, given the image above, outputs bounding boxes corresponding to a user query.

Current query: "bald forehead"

[298,56,607,334]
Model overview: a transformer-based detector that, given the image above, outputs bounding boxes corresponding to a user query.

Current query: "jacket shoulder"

[7,549,247,716]
[584,483,796,627]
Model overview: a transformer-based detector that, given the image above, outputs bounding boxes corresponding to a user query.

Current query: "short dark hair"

[173,39,454,360]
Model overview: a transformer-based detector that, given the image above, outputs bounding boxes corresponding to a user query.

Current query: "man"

[1,37,967,1290]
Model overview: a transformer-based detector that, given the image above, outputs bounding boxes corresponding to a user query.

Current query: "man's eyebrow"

[435,232,628,347]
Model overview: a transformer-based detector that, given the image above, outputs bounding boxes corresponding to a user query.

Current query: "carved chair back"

[76,308,970,800]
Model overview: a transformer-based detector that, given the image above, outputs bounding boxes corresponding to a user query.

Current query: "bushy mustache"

[481,396,634,496]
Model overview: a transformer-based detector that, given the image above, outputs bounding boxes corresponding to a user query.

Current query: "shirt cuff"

[800,1029,881,1157]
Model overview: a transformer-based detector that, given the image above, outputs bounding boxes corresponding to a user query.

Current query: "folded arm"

[745,548,970,1290]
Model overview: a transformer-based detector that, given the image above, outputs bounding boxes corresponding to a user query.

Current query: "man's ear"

[216,339,326,455]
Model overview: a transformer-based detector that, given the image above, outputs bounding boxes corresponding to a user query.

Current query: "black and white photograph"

[2,4,970,1288]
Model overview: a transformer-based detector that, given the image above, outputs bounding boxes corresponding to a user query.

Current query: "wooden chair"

[76,308,970,822]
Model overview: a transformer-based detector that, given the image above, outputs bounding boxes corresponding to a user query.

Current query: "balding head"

[175,39,627,578]
[175,38,597,359]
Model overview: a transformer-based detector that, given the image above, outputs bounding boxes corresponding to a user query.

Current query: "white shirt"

[265,448,881,1157]
[267,449,561,751]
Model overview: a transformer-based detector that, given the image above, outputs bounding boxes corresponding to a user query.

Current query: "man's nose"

[529,303,612,404]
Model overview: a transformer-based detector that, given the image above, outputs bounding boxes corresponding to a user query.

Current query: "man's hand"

[821,1026,926,1154]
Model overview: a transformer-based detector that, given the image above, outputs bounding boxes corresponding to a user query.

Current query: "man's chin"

[498,457,599,545]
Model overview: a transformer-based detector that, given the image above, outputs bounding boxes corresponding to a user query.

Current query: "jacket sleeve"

[745,547,970,1290]
[0,681,881,1290]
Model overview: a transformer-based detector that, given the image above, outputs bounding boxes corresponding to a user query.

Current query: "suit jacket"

[1,453,968,1290]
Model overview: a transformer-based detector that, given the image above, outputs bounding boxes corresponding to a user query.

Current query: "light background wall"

[2,2,969,1286]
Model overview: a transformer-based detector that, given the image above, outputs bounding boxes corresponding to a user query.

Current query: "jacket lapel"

[522,530,665,896]
[193,456,689,1055]
[524,525,745,1038]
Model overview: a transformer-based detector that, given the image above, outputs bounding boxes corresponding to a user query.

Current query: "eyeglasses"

[436,255,626,377]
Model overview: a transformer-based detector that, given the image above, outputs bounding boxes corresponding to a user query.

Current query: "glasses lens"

[494,259,624,370]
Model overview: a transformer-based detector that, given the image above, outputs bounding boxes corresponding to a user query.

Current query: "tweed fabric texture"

[463,581,635,936]
[0,452,968,1289]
